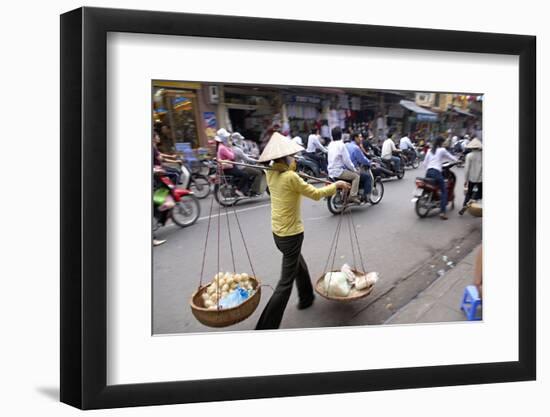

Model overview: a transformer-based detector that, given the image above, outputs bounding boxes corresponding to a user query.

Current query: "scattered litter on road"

[437,269,445,277]
[442,255,448,262]
[456,250,461,254]
[385,303,393,310]
[456,246,461,249]
[447,261,454,268]
[430,265,435,268]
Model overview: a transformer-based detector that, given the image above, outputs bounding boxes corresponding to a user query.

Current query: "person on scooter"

[231,131,264,196]
[215,128,250,197]
[422,136,458,220]
[459,137,483,215]
[153,132,184,185]
[346,133,372,199]
[306,127,328,175]
[381,135,402,173]
[327,127,361,203]
[254,132,351,330]
[399,133,416,163]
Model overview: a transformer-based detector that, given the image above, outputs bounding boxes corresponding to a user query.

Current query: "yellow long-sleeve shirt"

[267,162,337,237]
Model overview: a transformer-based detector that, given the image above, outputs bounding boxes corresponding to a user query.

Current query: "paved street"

[153,165,482,334]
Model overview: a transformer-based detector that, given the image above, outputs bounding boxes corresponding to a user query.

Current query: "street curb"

[383,243,481,325]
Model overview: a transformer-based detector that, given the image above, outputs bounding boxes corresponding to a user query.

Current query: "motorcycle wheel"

[171,195,200,227]
[327,190,346,215]
[415,193,432,218]
[397,166,405,180]
[190,174,211,199]
[214,183,237,207]
[369,179,384,205]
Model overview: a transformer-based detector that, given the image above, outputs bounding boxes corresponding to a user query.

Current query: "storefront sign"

[417,114,439,122]
[203,111,217,138]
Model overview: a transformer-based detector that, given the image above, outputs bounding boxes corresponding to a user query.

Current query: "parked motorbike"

[326,166,384,214]
[412,161,458,218]
[214,167,270,207]
[153,168,201,229]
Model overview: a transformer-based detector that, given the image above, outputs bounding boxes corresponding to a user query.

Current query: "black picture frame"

[60,6,536,410]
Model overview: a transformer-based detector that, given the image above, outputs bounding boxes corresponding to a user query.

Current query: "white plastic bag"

[323,271,351,297]
[355,272,379,290]
[340,263,356,284]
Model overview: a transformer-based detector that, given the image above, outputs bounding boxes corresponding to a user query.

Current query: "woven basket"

[190,277,261,328]
[315,269,375,302]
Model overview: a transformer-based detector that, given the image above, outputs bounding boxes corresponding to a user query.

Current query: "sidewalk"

[385,244,481,324]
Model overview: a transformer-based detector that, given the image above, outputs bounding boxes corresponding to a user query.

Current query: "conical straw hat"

[258,132,304,162]
[465,138,482,149]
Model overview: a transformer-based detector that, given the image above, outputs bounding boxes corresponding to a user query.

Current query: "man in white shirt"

[327,127,360,202]
[306,128,328,174]
[399,133,416,164]
[381,136,401,172]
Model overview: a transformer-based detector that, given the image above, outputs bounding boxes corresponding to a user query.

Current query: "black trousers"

[255,232,314,330]
[463,181,482,207]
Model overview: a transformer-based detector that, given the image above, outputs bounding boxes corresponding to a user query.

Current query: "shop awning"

[399,100,439,122]
[451,106,475,117]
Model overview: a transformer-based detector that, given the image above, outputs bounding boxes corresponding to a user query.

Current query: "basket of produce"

[190,272,261,327]
[315,264,378,302]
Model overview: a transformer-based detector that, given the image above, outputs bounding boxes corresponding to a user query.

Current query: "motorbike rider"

[327,126,361,204]
[399,133,416,163]
[215,128,250,197]
[306,127,328,174]
[422,136,458,220]
[254,132,351,330]
[153,131,186,185]
[346,132,372,198]
[231,131,264,196]
[381,135,402,173]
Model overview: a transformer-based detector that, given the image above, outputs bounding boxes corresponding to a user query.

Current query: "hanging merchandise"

[315,195,379,301]
[190,165,262,327]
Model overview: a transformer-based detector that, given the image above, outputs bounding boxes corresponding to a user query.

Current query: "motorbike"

[213,166,270,207]
[412,161,458,218]
[326,165,385,215]
[370,154,406,180]
[296,151,327,180]
[164,159,211,199]
[153,168,201,229]
[296,154,323,180]
[401,147,420,169]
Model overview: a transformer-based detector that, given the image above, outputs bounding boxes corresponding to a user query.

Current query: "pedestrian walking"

[254,132,350,330]
[459,138,483,215]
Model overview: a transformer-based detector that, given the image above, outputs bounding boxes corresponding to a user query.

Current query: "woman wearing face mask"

[255,132,350,330]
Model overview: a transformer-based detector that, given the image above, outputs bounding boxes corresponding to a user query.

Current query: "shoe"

[458,207,466,215]
[153,239,167,246]
[297,296,315,310]
[348,196,361,204]
[440,213,449,220]
[235,189,245,197]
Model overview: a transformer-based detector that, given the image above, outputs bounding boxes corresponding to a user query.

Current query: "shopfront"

[152,81,210,152]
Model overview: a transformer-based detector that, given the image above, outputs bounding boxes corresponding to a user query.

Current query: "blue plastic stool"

[460,285,482,321]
